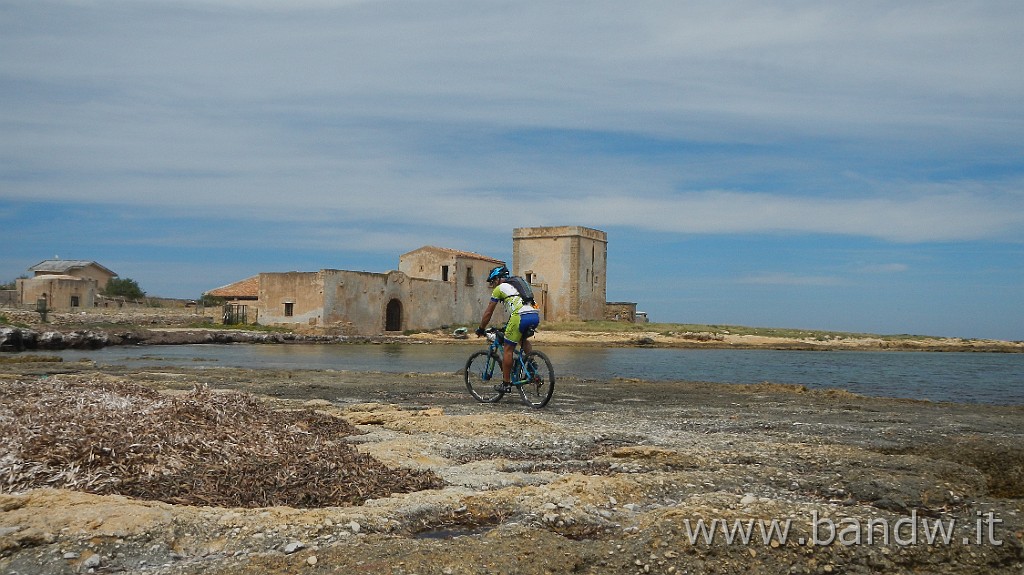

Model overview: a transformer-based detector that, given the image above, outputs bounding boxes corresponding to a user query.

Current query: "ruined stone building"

[15,260,117,311]
[206,226,637,335]
[258,248,503,335]
[513,226,608,322]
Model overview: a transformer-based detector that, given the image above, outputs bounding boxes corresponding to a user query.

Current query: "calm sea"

[42,343,1024,406]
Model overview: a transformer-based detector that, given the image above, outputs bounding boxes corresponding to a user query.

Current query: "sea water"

[41,343,1024,405]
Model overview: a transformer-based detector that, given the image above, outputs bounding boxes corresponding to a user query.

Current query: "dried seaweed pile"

[0,374,442,508]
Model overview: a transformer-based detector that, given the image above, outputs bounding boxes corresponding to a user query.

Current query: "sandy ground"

[2,356,1023,574]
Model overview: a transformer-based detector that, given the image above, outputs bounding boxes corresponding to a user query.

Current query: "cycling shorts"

[503,311,539,346]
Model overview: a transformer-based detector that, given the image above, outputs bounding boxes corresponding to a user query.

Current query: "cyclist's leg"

[501,341,516,384]
[503,315,530,383]
[502,318,521,384]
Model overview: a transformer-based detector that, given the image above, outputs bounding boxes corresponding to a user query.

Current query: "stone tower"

[512,226,607,321]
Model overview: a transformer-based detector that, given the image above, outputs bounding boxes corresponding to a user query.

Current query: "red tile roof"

[205,275,259,298]
[402,246,504,264]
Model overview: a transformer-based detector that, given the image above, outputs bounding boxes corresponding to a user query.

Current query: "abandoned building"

[14,259,118,312]
[513,226,609,322]
[206,226,639,335]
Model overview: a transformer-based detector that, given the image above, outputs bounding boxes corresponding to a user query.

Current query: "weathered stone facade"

[255,248,504,336]
[209,227,637,335]
[605,301,638,323]
[28,260,117,291]
[0,290,18,307]
[513,226,608,321]
[398,246,504,304]
[11,260,118,312]
[16,275,98,312]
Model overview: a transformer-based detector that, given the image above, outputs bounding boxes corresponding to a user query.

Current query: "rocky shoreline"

[0,325,408,352]
[1,357,1023,574]
[2,306,1022,354]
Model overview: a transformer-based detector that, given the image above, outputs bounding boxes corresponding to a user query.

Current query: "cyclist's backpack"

[505,276,536,305]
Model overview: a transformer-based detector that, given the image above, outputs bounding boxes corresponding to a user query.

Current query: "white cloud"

[2,1,1023,245]
[857,263,909,274]
[516,190,1024,243]
[738,273,844,287]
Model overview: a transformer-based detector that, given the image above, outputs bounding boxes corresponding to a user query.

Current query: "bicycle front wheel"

[465,350,504,403]
[518,350,554,408]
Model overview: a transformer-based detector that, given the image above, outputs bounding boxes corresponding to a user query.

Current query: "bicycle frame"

[485,330,533,385]
[465,327,554,408]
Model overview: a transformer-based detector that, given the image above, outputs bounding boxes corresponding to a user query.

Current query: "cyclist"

[475,265,540,391]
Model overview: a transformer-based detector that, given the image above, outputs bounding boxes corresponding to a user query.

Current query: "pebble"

[82,553,102,569]
[283,541,305,554]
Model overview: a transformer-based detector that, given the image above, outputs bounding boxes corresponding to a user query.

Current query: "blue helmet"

[487,265,510,283]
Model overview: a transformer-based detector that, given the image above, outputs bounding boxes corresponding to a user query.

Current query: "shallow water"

[46,343,1024,405]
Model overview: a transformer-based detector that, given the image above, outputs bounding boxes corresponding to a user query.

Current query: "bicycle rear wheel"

[465,350,504,403]
[518,350,554,408]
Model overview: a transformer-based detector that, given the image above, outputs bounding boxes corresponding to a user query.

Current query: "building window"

[525,272,534,284]
[70,295,80,308]
[441,265,449,282]
[284,302,294,317]
[465,266,474,286]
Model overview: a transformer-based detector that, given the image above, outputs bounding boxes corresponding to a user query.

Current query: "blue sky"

[2,1,1022,340]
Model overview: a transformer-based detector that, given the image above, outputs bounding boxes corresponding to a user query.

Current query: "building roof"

[22,274,89,282]
[401,246,504,264]
[513,226,607,242]
[29,259,117,276]
[205,275,260,298]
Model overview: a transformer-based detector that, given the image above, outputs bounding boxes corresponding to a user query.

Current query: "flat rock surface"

[1,360,1023,574]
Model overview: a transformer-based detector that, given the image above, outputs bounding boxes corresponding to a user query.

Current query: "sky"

[2,1,1022,341]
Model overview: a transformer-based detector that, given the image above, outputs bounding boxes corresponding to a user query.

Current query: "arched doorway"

[385,299,403,332]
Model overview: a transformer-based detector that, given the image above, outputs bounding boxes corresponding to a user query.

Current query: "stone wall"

[16,276,97,312]
[0,290,17,307]
[257,269,494,336]
[605,302,638,323]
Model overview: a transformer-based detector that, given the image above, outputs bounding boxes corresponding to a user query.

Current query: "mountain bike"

[464,328,554,408]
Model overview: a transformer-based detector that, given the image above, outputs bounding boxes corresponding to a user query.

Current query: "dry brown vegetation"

[0,375,442,508]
